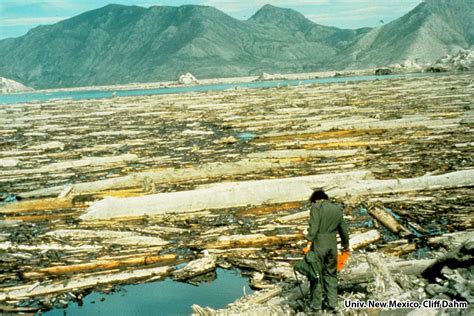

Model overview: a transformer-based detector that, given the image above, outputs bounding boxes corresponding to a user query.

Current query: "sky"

[0,0,424,40]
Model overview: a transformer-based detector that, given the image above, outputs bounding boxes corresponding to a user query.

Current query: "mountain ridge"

[0,1,471,89]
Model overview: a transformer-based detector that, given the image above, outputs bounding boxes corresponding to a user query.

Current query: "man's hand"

[303,241,312,254]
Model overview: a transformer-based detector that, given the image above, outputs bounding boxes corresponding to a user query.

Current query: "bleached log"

[427,230,474,248]
[29,141,64,151]
[205,234,303,249]
[366,253,403,299]
[280,170,474,223]
[192,286,284,315]
[0,241,102,252]
[328,169,474,198]
[0,198,73,214]
[349,229,381,250]
[18,159,309,199]
[340,258,436,285]
[247,149,359,159]
[262,116,461,139]
[45,229,168,246]
[22,254,177,279]
[383,243,417,256]
[171,256,216,281]
[0,159,19,167]
[1,154,139,176]
[0,266,172,301]
[80,170,372,220]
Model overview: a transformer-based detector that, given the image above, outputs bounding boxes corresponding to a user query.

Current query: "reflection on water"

[44,268,252,316]
[0,73,437,105]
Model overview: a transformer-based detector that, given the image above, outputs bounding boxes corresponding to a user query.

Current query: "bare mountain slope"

[333,0,473,69]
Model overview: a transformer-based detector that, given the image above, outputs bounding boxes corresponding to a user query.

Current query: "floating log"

[368,207,406,234]
[328,169,474,198]
[246,149,359,159]
[366,253,403,299]
[22,254,177,279]
[238,202,302,216]
[280,170,474,222]
[17,159,305,199]
[45,229,169,246]
[0,266,172,301]
[80,170,372,220]
[205,234,303,249]
[340,258,436,286]
[349,229,381,250]
[171,255,216,281]
[0,198,73,214]
[383,243,417,256]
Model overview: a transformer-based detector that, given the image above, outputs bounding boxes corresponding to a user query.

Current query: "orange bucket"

[337,250,350,272]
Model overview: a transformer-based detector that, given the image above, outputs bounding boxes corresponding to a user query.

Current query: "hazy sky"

[0,0,424,40]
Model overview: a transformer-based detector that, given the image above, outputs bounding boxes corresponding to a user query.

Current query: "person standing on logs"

[303,190,350,313]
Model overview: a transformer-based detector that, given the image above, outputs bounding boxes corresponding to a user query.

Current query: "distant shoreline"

[28,68,385,94]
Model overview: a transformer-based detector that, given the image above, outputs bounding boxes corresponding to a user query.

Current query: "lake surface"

[0,73,433,105]
[44,268,253,316]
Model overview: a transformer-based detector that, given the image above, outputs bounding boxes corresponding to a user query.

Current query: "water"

[0,73,433,105]
[43,268,253,316]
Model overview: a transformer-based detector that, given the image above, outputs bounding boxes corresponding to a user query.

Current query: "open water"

[44,268,253,315]
[0,73,434,105]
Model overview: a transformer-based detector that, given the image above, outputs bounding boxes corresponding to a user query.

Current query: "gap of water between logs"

[42,268,253,315]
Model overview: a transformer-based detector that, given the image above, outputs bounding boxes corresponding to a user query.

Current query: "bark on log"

[21,254,177,279]
[80,171,371,220]
[368,207,406,234]
[0,198,73,214]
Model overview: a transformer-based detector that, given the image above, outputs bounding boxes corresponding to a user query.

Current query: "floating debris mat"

[0,72,473,313]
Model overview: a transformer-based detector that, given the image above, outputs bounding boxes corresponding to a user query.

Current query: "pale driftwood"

[340,258,436,286]
[191,286,284,316]
[366,253,403,299]
[1,154,138,176]
[349,229,381,250]
[205,234,303,249]
[80,170,371,220]
[22,254,177,279]
[29,141,65,151]
[281,170,474,223]
[81,170,370,220]
[0,266,172,301]
[45,229,168,246]
[428,230,474,248]
[278,210,310,223]
[328,169,474,198]
[261,116,461,139]
[18,159,307,199]
[0,198,73,214]
[383,243,416,256]
[247,149,359,159]
[0,241,102,252]
[171,255,216,281]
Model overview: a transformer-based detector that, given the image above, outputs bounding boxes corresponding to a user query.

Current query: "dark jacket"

[307,200,350,250]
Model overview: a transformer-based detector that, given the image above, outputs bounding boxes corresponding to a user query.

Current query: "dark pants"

[309,246,338,311]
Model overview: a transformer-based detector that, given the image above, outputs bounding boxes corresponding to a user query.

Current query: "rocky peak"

[249,4,312,28]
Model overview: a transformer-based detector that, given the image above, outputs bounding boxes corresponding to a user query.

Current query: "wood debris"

[0,72,473,313]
